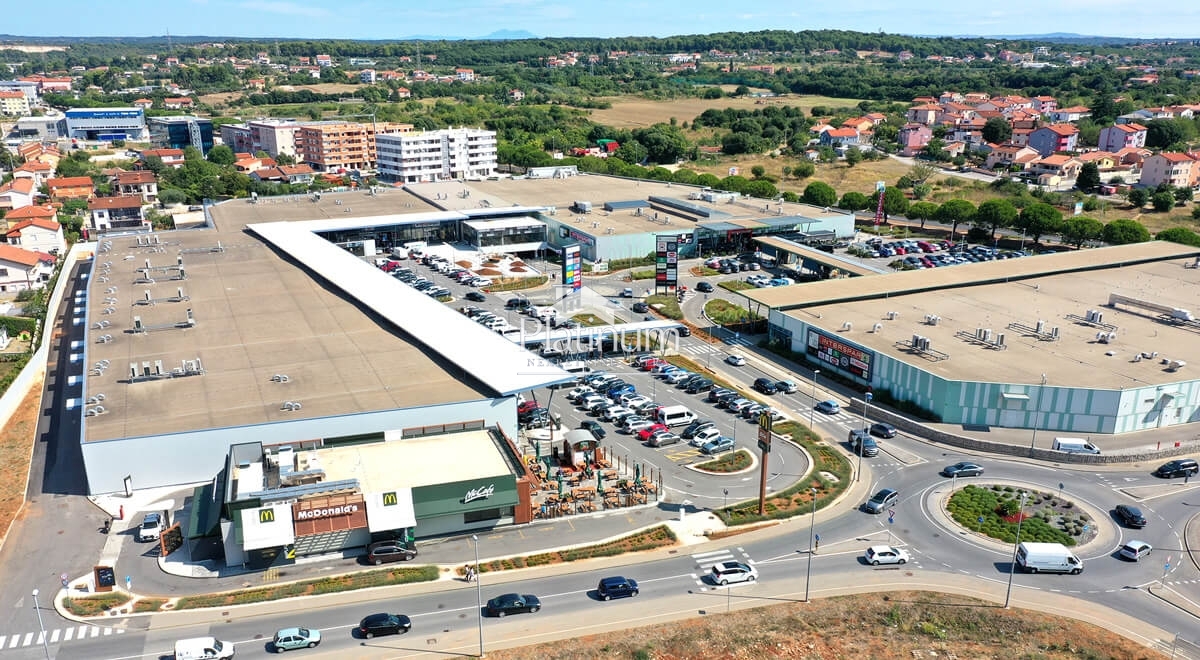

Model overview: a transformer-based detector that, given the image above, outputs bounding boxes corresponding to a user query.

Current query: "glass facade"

[149,117,215,155]
[462,222,546,249]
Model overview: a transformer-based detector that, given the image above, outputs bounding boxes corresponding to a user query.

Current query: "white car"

[470,277,493,287]
[690,427,722,447]
[579,395,607,410]
[567,386,594,401]
[623,395,651,409]
[1119,540,1153,561]
[725,354,746,367]
[864,545,910,565]
[710,561,758,585]
[625,418,654,434]
[663,371,692,384]
[602,406,633,422]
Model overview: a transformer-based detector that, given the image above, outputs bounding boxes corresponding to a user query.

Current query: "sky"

[5,0,1200,41]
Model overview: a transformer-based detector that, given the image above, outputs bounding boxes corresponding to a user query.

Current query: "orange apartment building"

[295,121,414,172]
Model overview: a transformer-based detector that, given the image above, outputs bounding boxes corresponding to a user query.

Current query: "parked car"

[682,419,716,439]
[635,422,668,440]
[701,436,736,455]
[580,420,607,439]
[1119,540,1153,561]
[664,371,692,384]
[775,380,798,394]
[137,512,164,542]
[869,423,897,438]
[814,400,840,414]
[863,488,899,514]
[365,540,418,565]
[727,398,755,415]
[690,427,722,447]
[597,576,639,600]
[708,387,735,403]
[725,354,746,366]
[272,627,321,652]
[623,418,653,434]
[753,378,778,394]
[941,462,984,478]
[1154,458,1199,478]
[864,545,910,566]
[710,561,758,585]
[647,431,682,447]
[685,378,714,394]
[1115,504,1147,528]
[485,593,541,617]
[603,406,633,422]
[358,613,412,638]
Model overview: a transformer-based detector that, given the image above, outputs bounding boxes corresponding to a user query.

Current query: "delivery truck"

[1015,542,1083,574]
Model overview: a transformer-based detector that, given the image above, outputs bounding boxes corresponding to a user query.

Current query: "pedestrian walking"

[463,564,473,582]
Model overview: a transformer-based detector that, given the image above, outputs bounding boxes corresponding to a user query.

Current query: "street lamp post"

[472,534,484,658]
[723,488,728,511]
[31,589,49,660]
[1029,374,1047,457]
[857,392,871,483]
[805,487,818,602]
[1003,491,1029,609]
[809,369,821,432]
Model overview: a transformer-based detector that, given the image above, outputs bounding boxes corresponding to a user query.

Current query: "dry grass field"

[485,591,1156,660]
[586,94,864,129]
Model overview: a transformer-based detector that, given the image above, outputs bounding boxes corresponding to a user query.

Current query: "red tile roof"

[47,176,94,189]
[0,244,54,267]
[89,196,143,210]
[114,171,157,185]
[3,205,56,221]
[0,179,35,195]
[6,217,61,235]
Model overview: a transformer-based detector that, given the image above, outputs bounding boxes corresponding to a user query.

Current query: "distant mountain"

[954,32,1159,45]
[481,30,538,41]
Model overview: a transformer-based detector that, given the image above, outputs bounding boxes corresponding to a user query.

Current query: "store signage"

[563,244,582,292]
[463,484,496,504]
[567,229,596,246]
[259,508,275,523]
[655,236,679,287]
[382,491,399,506]
[806,327,874,380]
[295,503,361,521]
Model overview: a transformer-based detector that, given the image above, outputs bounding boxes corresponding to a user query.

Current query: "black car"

[685,378,713,394]
[365,540,417,565]
[1154,458,1199,478]
[708,387,735,403]
[597,576,639,600]
[676,325,691,337]
[631,302,650,313]
[580,420,607,439]
[1115,504,1147,528]
[485,593,542,617]
[681,419,716,439]
[753,377,778,395]
[464,291,487,303]
[696,281,714,293]
[358,613,412,638]
[941,461,984,477]
[869,423,898,439]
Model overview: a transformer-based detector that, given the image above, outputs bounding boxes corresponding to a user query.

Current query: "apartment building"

[376,128,498,183]
[0,90,31,116]
[295,121,413,172]
[220,118,303,159]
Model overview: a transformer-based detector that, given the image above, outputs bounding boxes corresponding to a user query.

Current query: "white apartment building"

[220,119,301,159]
[376,128,497,183]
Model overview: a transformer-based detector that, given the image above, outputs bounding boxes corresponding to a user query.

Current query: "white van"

[656,405,696,427]
[174,636,235,660]
[1052,437,1101,454]
[1015,542,1083,574]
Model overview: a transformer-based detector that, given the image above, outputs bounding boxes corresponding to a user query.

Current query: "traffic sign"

[865,392,873,403]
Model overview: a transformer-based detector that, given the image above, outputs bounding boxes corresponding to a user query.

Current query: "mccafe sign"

[463,484,495,504]
[295,502,361,521]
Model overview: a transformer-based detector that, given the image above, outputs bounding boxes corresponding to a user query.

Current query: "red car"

[518,400,540,415]
[637,423,668,442]
[640,358,665,371]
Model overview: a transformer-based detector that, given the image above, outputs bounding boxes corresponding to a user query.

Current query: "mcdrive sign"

[806,327,874,380]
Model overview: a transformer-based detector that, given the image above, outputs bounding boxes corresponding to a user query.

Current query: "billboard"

[562,244,582,292]
[806,327,874,380]
[655,235,679,288]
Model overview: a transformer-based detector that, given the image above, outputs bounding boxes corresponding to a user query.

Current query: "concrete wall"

[81,396,519,494]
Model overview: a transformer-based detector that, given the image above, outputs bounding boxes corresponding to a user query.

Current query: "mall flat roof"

[317,429,511,490]
[782,243,1200,389]
[748,241,1200,310]
[206,187,442,228]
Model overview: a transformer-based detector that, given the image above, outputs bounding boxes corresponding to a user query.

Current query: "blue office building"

[148,116,214,156]
[65,108,147,141]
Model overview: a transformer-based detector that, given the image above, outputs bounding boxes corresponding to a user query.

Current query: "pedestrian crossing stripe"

[3,626,124,648]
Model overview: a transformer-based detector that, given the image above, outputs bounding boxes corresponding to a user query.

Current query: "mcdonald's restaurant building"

[203,428,531,567]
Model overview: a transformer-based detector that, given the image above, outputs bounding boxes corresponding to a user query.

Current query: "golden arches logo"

[382,492,398,507]
[259,508,275,523]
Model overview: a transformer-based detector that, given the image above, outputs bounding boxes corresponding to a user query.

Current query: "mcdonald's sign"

[382,491,399,507]
[259,508,276,524]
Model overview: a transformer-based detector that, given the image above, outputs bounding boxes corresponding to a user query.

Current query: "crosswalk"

[724,336,752,347]
[0,625,125,651]
[680,343,720,355]
[690,547,755,590]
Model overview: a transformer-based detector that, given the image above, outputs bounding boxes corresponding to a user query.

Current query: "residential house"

[315,54,333,67]
[1031,95,1058,114]
[0,178,37,211]
[1139,152,1200,189]
[984,144,1040,171]
[943,141,967,158]
[5,216,64,254]
[0,90,31,116]
[112,170,159,203]
[18,143,61,168]
[897,123,932,157]
[396,87,411,98]
[0,244,56,292]
[133,98,153,109]
[1076,151,1117,170]
[88,196,147,233]
[1127,73,1158,86]
[508,89,525,102]
[841,116,877,133]
[1030,154,1082,181]
[12,161,53,189]
[1098,123,1147,152]
[3,204,58,232]
[1048,106,1091,123]
[1114,146,1151,169]
[46,176,94,201]
[359,69,376,84]
[819,127,860,147]
[1011,127,1035,147]
[139,148,185,168]
[454,68,475,81]
[906,104,940,125]
[163,97,194,110]
[251,164,316,184]
[1027,124,1079,157]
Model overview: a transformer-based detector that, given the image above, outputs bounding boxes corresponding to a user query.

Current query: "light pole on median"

[722,488,728,511]
[805,487,817,602]
[1003,491,1029,609]
[808,369,821,432]
[472,534,484,658]
[31,589,49,660]
[858,391,872,483]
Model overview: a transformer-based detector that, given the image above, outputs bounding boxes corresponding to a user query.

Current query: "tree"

[982,116,1012,144]
[838,191,870,211]
[1059,216,1104,248]
[751,165,766,179]
[872,186,909,220]
[912,183,933,200]
[614,141,647,165]
[934,199,976,239]
[973,198,1017,239]
[1076,162,1101,192]
[1157,226,1200,247]
[274,152,297,166]
[1127,188,1148,209]
[1151,191,1175,213]
[844,147,863,167]
[802,181,837,207]
[206,145,236,166]
[1102,218,1151,245]
[1175,186,1194,204]
[907,163,937,185]
[632,124,690,164]
[1145,119,1191,149]
[793,161,815,178]
[907,201,938,228]
[158,188,188,206]
[1015,202,1063,244]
